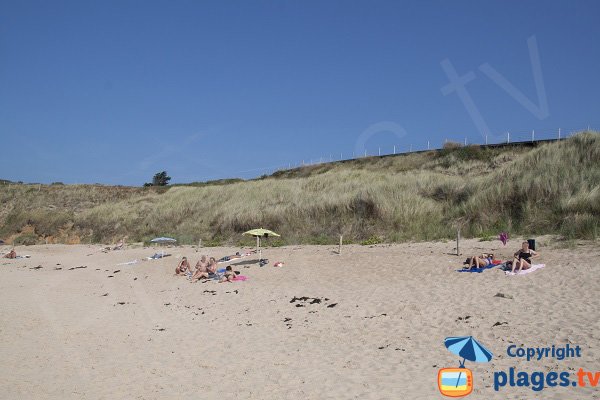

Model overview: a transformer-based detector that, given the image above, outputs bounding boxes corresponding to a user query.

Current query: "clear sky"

[1,0,599,185]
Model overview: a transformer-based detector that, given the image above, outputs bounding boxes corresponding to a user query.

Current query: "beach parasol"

[242,228,280,261]
[150,237,177,244]
[444,336,493,387]
[150,237,177,256]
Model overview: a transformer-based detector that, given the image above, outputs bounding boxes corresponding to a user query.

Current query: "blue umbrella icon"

[444,336,493,387]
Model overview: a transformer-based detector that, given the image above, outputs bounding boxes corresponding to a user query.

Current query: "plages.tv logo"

[438,336,493,397]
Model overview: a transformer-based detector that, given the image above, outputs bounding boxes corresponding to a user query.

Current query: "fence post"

[456,228,460,256]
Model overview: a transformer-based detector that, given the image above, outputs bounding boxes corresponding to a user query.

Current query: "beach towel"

[117,260,138,266]
[217,251,254,265]
[457,263,503,273]
[505,264,545,276]
[146,253,171,260]
[232,275,248,281]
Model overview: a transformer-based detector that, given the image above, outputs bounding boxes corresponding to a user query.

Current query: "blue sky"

[1,0,599,185]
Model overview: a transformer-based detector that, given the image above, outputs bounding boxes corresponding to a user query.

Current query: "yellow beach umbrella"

[242,228,280,259]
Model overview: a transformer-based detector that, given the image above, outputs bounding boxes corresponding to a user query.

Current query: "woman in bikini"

[175,257,191,276]
[511,241,539,274]
[465,253,494,269]
[219,265,236,283]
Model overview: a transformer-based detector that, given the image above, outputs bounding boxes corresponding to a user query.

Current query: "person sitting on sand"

[195,255,209,271]
[465,253,494,269]
[175,257,191,276]
[511,241,539,274]
[190,257,218,282]
[207,257,218,274]
[219,265,236,283]
[190,255,209,281]
[113,238,125,250]
[3,249,16,259]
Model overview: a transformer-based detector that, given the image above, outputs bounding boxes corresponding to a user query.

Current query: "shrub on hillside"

[13,232,39,245]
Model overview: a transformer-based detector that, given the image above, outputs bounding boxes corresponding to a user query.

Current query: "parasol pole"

[455,358,466,387]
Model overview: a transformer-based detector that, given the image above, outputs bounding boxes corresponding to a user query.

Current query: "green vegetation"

[361,236,384,246]
[1,132,598,245]
[144,171,171,187]
[13,232,39,246]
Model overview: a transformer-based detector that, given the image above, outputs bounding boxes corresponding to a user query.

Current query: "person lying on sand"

[464,253,494,269]
[190,257,218,282]
[219,266,235,283]
[511,241,539,274]
[175,257,191,276]
[3,249,16,259]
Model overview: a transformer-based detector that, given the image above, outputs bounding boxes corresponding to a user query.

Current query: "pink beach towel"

[232,275,248,281]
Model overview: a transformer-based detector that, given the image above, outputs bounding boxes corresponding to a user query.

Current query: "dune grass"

[1,132,598,245]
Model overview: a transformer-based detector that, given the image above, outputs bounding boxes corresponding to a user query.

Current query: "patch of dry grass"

[1,132,598,244]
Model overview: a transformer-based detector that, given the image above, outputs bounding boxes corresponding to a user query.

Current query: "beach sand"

[1,238,598,399]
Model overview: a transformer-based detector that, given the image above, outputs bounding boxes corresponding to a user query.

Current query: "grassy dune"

[1,132,598,245]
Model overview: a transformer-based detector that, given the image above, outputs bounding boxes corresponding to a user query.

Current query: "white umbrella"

[150,237,177,256]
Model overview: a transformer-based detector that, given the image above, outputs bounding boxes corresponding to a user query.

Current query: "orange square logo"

[438,368,473,397]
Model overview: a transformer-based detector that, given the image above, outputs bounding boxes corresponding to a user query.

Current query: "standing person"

[511,241,539,274]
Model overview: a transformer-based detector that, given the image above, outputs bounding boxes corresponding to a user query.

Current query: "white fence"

[250,126,596,177]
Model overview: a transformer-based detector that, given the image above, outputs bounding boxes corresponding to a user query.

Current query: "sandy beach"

[1,238,599,399]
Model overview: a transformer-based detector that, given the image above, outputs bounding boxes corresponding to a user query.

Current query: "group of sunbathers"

[175,255,237,283]
[464,241,539,274]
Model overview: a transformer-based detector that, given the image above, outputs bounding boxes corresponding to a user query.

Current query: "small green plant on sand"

[361,236,383,246]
